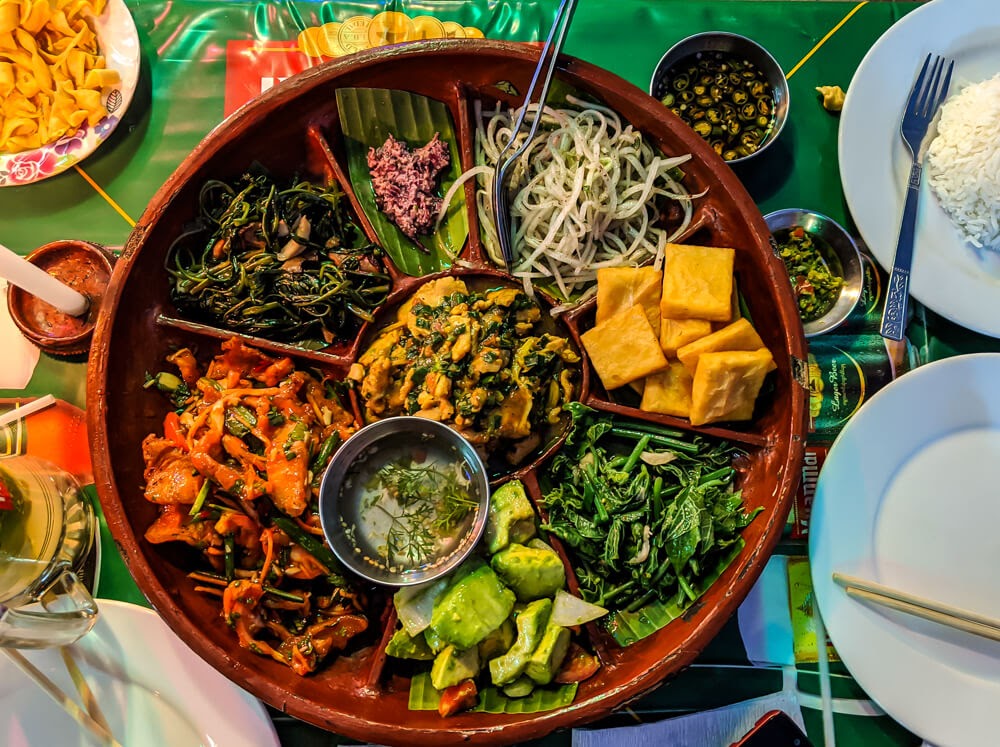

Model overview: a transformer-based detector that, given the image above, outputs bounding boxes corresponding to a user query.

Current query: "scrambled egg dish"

[350,277,580,463]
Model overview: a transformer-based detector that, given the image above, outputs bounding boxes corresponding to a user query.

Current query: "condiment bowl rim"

[763,208,864,337]
[6,239,115,355]
[649,30,790,165]
[317,416,491,587]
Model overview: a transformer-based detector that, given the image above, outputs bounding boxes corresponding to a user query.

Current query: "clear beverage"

[0,455,96,648]
[0,456,93,603]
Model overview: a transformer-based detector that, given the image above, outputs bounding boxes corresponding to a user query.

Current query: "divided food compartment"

[89,41,807,745]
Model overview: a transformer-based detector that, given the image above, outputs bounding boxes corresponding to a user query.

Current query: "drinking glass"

[0,455,97,648]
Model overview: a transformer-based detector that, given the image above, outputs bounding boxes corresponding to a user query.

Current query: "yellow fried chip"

[596,266,662,332]
[0,4,19,37]
[82,65,116,87]
[582,304,667,391]
[660,243,735,322]
[0,60,13,94]
[0,0,115,154]
[677,317,771,374]
[640,360,693,418]
[660,317,712,357]
[689,348,774,426]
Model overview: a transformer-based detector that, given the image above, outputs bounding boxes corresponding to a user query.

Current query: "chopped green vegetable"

[394,578,450,638]
[660,51,775,160]
[187,479,211,517]
[484,480,537,554]
[143,371,190,408]
[386,627,436,660]
[550,589,607,627]
[774,226,845,322]
[429,562,516,650]
[271,516,346,586]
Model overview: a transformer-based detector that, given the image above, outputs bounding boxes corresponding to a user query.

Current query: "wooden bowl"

[87,40,807,746]
[8,240,115,357]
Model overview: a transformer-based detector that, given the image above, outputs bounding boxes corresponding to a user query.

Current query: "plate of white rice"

[840,0,1000,337]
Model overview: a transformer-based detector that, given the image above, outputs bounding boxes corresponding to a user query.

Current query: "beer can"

[804,333,917,440]
[835,241,914,335]
[788,444,829,540]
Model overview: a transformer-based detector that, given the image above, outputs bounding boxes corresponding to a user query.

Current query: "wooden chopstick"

[60,647,113,736]
[833,572,1000,643]
[3,649,122,746]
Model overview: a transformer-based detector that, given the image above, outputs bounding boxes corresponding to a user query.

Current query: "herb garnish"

[361,458,477,569]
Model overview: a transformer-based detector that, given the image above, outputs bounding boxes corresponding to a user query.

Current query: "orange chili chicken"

[142,338,367,675]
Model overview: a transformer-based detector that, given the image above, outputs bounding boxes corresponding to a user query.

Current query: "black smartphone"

[731,710,815,747]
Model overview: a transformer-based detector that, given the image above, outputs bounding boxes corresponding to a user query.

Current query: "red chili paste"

[24,250,110,339]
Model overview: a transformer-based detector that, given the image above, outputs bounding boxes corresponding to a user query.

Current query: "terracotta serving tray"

[87,40,807,746]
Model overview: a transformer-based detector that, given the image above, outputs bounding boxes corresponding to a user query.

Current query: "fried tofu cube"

[689,348,774,425]
[582,304,667,391]
[596,267,662,332]
[660,244,735,322]
[660,317,713,357]
[640,360,693,417]
[676,318,769,374]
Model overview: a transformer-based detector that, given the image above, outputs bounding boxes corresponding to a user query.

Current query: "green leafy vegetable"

[166,167,390,348]
[603,540,744,646]
[337,88,468,276]
[540,404,759,637]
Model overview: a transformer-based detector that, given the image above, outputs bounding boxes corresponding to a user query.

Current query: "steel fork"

[879,53,954,341]
[491,0,578,272]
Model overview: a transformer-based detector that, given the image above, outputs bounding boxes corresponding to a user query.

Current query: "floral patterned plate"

[0,0,141,187]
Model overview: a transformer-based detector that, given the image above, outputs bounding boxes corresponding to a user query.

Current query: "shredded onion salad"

[439,95,702,310]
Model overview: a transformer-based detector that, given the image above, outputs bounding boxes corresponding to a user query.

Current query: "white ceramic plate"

[0,599,279,747]
[839,0,1000,337]
[0,0,141,187]
[810,354,1000,747]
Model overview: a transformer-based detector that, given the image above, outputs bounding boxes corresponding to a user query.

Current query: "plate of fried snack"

[0,0,140,186]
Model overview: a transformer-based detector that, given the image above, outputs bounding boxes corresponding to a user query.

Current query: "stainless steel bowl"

[649,31,790,165]
[318,417,490,586]
[764,209,863,337]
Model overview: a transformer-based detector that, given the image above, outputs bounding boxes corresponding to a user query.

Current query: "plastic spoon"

[0,243,89,317]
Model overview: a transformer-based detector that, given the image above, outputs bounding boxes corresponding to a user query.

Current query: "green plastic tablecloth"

[1,1,986,745]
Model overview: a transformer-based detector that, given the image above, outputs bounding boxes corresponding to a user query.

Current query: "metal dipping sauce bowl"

[765,208,864,337]
[650,31,790,165]
[318,417,490,586]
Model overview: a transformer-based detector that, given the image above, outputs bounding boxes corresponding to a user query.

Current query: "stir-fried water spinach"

[540,404,760,616]
[167,168,390,348]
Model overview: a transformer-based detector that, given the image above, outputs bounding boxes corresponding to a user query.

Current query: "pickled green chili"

[774,226,845,322]
[660,51,775,160]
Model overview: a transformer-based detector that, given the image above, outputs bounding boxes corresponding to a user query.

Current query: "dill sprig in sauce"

[344,450,478,574]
